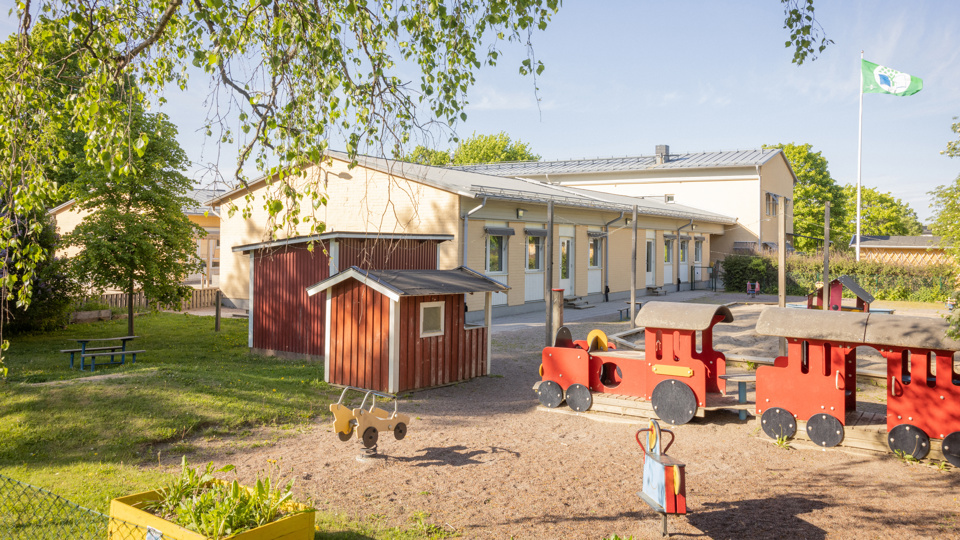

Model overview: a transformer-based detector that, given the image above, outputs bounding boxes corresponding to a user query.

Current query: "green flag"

[861,59,923,96]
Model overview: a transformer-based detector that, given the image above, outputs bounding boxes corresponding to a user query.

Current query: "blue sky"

[5,1,959,222]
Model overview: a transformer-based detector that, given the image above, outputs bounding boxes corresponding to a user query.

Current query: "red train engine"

[536,302,733,425]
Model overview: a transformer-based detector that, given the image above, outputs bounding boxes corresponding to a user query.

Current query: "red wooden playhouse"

[233,232,452,359]
[306,266,509,393]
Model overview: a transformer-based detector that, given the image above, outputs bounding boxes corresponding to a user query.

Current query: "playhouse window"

[420,301,445,337]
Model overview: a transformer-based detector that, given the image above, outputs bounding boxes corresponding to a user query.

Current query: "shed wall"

[328,279,391,391]
[253,245,329,357]
[399,295,487,391]
[338,238,438,270]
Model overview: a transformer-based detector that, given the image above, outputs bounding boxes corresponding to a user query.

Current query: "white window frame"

[646,241,654,272]
[486,235,507,274]
[588,237,603,268]
[694,240,703,263]
[679,240,688,263]
[526,235,543,272]
[419,301,445,338]
[664,239,673,263]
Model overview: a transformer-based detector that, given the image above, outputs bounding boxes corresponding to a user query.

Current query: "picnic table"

[719,373,756,420]
[61,336,143,371]
[617,301,643,321]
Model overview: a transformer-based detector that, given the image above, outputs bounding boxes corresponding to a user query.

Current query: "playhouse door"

[560,237,574,295]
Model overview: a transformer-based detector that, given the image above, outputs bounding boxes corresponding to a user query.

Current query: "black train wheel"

[761,407,796,440]
[362,426,379,449]
[651,379,697,426]
[942,432,960,468]
[565,383,592,412]
[887,424,930,460]
[806,413,844,448]
[537,380,564,408]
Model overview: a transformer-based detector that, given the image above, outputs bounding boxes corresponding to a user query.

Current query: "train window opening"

[800,341,809,374]
[655,330,663,360]
[694,331,703,354]
[925,352,936,387]
[822,343,831,376]
[600,362,623,389]
[901,350,911,385]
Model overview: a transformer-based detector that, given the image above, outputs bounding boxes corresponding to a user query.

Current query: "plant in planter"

[109,458,314,540]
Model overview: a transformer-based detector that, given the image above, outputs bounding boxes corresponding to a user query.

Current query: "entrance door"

[559,237,574,295]
[663,239,674,285]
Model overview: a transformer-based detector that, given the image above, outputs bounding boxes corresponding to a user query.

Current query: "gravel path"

[179,305,960,539]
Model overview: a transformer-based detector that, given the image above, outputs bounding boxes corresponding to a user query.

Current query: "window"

[646,241,654,272]
[766,193,778,216]
[664,240,673,263]
[420,301,444,337]
[679,240,688,263]
[695,240,703,263]
[486,235,506,273]
[589,238,603,268]
[665,194,675,203]
[527,236,543,271]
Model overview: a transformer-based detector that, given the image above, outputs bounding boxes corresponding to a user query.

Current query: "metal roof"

[306,265,509,300]
[851,235,943,249]
[207,150,737,225]
[449,149,783,176]
[233,232,453,253]
[184,188,226,216]
[335,151,736,225]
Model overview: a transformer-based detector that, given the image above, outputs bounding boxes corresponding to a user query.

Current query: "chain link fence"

[0,474,183,540]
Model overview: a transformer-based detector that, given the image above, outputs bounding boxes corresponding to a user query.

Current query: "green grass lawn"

[0,313,454,539]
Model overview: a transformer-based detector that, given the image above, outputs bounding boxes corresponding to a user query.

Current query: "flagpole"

[855,50,864,262]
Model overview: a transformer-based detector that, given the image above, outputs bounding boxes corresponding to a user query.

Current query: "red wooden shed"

[306,266,509,393]
[232,232,453,359]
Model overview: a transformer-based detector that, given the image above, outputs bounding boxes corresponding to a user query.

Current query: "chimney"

[655,144,670,165]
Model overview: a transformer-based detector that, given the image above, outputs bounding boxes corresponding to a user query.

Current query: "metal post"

[823,201,830,310]
[215,290,222,332]
[545,201,554,347]
[778,197,786,356]
[630,205,638,327]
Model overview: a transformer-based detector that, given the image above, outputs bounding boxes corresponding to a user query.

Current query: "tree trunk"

[127,274,135,336]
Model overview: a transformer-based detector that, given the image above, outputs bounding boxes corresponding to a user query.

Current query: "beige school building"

[208,151,737,318]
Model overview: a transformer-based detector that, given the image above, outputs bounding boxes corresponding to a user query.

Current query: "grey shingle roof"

[307,266,509,297]
[449,149,782,176]
[852,235,943,249]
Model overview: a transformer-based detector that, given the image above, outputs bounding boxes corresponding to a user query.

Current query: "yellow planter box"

[109,488,315,540]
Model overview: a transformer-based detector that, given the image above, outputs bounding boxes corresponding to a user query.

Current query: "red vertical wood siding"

[252,245,329,356]
[328,279,391,391]
[398,294,487,392]
[252,238,441,358]
[338,239,438,270]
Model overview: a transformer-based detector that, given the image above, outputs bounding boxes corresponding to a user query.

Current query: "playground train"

[535,302,960,467]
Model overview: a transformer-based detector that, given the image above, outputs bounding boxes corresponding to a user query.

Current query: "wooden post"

[485,291,493,374]
[630,205,638,327]
[215,290,222,332]
[778,197,787,356]
[550,288,564,345]
[823,201,830,310]
[545,201,554,347]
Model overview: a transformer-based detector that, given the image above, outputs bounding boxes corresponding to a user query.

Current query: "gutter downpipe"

[602,212,625,302]
[462,197,488,266]
[677,219,694,292]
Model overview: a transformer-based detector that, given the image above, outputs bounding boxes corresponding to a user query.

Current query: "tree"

[452,132,540,165]
[64,109,203,336]
[404,131,540,166]
[766,143,847,253]
[837,184,923,247]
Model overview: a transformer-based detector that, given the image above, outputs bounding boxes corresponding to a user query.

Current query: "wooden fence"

[91,287,221,312]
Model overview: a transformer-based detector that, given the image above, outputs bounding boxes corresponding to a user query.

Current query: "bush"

[720,252,955,302]
[4,222,81,335]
